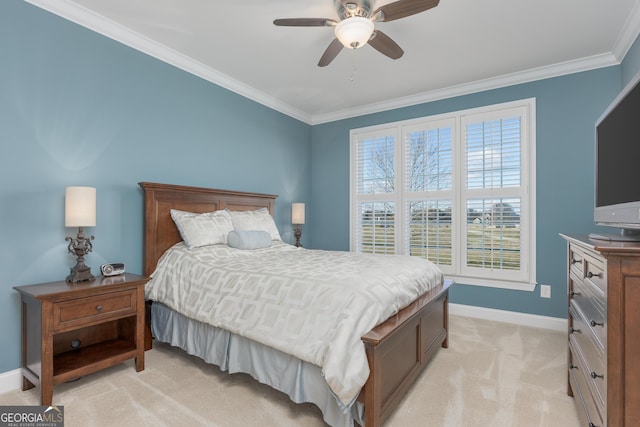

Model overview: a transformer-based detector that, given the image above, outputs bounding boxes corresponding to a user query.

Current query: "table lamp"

[292,203,305,247]
[65,186,96,282]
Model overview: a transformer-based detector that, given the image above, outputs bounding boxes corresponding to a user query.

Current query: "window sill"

[446,275,536,292]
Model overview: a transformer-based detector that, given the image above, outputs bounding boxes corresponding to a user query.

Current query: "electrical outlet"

[540,284,551,299]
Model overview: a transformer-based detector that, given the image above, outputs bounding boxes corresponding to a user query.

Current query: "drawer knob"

[569,327,581,334]
[590,371,604,379]
[568,363,578,370]
[587,271,602,279]
[590,319,604,327]
[571,258,583,265]
[96,305,103,312]
[589,423,599,427]
[570,290,581,297]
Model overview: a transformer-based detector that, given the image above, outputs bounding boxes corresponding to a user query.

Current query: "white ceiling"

[27,0,640,124]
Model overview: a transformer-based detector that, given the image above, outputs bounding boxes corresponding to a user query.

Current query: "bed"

[139,182,453,427]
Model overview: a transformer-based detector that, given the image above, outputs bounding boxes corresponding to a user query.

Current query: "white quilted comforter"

[145,241,443,407]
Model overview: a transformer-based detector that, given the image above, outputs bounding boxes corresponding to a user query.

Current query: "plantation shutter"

[461,109,528,281]
[352,131,398,254]
[403,121,455,272]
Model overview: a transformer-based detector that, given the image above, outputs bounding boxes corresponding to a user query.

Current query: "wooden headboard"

[139,182,277,276]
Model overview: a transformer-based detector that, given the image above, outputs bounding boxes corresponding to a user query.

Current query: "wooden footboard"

[360,279,452,427]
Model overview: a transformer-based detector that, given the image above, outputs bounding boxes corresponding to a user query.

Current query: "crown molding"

[26,0,633,127]
[611,0,640,61]
[310,53,618,124]
[25,0,313,124]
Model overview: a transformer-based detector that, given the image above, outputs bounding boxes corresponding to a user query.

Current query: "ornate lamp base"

[294,225,303,248]
[66,227,95,283]
[67,264,94,283]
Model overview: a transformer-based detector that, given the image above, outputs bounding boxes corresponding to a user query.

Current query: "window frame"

[349,98,536,291]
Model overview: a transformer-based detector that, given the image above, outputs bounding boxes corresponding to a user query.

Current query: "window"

[350,99,536,290]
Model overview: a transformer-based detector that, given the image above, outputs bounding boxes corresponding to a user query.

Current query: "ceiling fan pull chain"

[350,49,358,82]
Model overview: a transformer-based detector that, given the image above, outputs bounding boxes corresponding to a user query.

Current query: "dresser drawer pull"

[590,371,604,379]
[587,271,602,279]
[589,423,599,427]
[571,258,583,265]
[96,305,103,312]
[569,327,581,334]
[590,319,604,327]
[569,363,578,370]
[570,290,581,297]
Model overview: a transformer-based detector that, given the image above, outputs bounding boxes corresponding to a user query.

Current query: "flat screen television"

[590,71,640,241]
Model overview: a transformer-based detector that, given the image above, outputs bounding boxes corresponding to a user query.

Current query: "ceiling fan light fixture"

[334,17,374,49]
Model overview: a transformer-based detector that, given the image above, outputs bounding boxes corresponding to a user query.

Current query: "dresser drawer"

[569,306,606,408]
[53,290,137,331]
[569,343,605,427]
[569,243,607,292]
[584,253,607,293]
[569,244,585,278]
[571,274,606,348]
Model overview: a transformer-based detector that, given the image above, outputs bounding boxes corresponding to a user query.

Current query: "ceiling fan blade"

[372,0,439,22]
[318,38,344,67]
[273,18,337,27]
[368,30,404,60]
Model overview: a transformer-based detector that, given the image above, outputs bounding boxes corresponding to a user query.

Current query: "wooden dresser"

[561,234,640,427]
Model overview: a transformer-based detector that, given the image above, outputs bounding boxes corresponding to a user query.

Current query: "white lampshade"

[65,186,96,227]
[335,17,374,49]
[292,203,305,225]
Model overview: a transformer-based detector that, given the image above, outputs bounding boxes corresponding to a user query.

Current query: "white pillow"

[228,208,281,241]
[170,209,234,249]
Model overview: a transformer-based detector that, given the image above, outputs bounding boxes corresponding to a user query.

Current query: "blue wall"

[622,34,640,87]
[0,1,310,373]
[309,69,622,319]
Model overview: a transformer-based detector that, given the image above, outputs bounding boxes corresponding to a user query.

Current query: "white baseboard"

[0,305,567,394]
[0,368,22,395]
[450,303,567,332]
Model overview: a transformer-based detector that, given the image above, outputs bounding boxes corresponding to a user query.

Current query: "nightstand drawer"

[53,290,137,331]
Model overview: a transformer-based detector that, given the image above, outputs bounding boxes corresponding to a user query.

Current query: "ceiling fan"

[273,0,440,67]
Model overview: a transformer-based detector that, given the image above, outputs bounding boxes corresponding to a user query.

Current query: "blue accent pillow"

[227,230,272,250]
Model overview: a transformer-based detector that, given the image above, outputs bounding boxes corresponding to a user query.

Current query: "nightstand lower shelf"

[53,339,137,384]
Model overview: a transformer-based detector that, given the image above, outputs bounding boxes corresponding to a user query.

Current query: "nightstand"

[14,273,150,405]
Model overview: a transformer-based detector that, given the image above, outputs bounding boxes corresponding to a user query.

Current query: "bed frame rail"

[360,279,452,427]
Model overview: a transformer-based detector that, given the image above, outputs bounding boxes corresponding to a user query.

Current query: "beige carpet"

[0,315,581,426]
